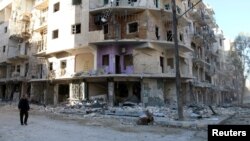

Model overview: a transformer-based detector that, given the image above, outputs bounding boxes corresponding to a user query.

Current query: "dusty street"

[1,102,250,141]
[0,104,208,141]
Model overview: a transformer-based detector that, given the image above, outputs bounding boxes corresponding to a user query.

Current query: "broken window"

[72,23,81,34]
[124,54,133,69]
[53,2,60,12]
[128,22,138,33]
[52,29,59,39]
[102,55,109,66]
[103,24,108,34]
[167,58,174,69]
[60,60,67,69]
[72,0,82,5]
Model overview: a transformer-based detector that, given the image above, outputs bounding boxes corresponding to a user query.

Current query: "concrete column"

[80,82,85,100]
[108,82,114,106]
[69,83,73,100]
[54,84,59,105]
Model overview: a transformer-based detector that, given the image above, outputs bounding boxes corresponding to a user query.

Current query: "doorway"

[58,84,69,103]
[115,55,121,74]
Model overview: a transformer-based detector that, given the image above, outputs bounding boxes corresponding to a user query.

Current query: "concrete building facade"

[0,0,237,107]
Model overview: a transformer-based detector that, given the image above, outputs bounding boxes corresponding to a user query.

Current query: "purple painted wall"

[97,46,134,74]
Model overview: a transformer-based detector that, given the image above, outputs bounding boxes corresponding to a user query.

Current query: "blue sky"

[204,0,250,40]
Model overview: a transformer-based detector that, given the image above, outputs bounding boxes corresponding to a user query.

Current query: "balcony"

[7,47,29,62]
[20,12,31,22]
[90,0,146,10]
[189,9,206,26]
[192,31,203,44]
[36,40,47,55]
[193,53,207,66]
[34,0,49,10]
[34,16,48,32]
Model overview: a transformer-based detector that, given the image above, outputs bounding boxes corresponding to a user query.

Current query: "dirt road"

[0,104,207,141]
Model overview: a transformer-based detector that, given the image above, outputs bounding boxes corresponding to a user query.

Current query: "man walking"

[18,94,30,125]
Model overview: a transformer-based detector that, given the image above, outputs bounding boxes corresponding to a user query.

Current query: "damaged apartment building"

[0,0,237,107]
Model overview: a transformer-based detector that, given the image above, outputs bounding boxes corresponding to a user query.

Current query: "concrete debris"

[14,101,240,126]
[137,110,154,125]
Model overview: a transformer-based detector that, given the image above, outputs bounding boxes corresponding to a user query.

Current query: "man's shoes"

[24,123,27,125]
[21,123,23,125]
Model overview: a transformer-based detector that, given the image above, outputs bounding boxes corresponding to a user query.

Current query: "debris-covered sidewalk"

[14,99,240,129]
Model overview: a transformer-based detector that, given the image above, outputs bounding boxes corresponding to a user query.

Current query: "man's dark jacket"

[18,99,30,111]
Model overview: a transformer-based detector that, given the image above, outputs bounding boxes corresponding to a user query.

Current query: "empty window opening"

[165,4,170,10]
[155,0,159,8]
[155,26,160,40]
[167,58,174,69]
[72,23,81,34]
[103,24,109,34]
[102,55,109,66]
[116,0,120,6]
[179,33,183,42]
[160,57,164,73]
[128,22,138,33]
[3,46,6,52]
[52,29,59,39]
[49,62,53,71]
[167,30,173,41]
[60,60,67,69]
[124,54,133,69]
[53,2,60,12]
[16,65,20,73]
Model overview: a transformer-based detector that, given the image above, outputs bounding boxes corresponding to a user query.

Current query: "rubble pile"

[1,100,241,125]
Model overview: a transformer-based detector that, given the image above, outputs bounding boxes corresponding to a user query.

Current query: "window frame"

[102,55,109,66]
[53,2,60,13]
[127,21,138,34]
[52,29,59,39]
